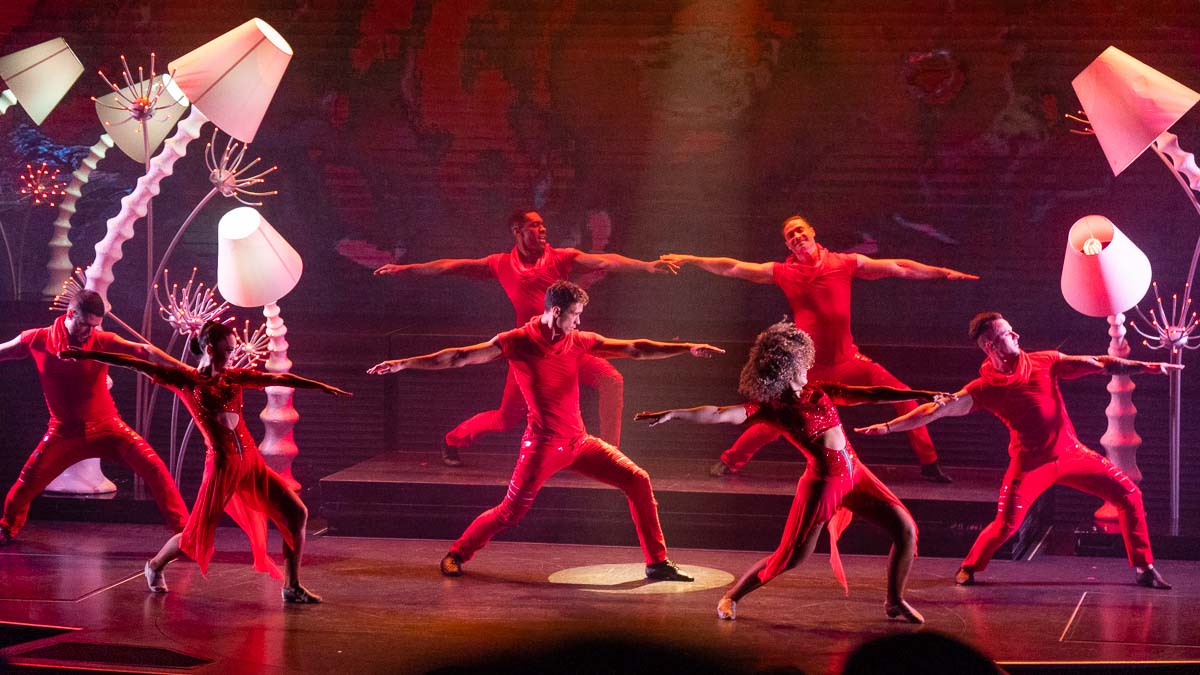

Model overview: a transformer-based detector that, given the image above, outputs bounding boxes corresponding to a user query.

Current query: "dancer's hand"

[932,392,958,406]
[649,258,680,275]
[1146,361,1184,375]
[689,344,724,358]
[367,359,407,375]
[658,253,691,267]
[943,268,979,280]
[322,384,353,397]
[634,410,675,427]
[57,347,83,361]
[854,422,892,436]
[374,263,413,276]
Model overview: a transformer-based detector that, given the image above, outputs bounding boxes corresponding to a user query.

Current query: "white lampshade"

[1061,215,1151,317]
[167,18,293,143]
[217,207,302,307]
[1072,46,1200,176]
[94,74,190,163]
[0,37,84,125]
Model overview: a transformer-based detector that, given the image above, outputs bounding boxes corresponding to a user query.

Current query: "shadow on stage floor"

[0,522,1197,674]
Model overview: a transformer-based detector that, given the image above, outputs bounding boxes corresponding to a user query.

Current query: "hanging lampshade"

[168,18,293,143]
[0,37,84,125]
[94,74,190,163]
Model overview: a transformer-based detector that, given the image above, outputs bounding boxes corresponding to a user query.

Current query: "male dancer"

[376,209,676,466]
[856,311,1173,589]
[369,281,721,580]
[662,215,976,482]
[0,290,188,544]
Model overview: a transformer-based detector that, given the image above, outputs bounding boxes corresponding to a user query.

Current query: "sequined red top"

[153,366,279,459]
[743,384,857,476]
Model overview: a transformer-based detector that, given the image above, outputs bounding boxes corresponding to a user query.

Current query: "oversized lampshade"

[167,18,293,143]
[1061,215,1152,317]
[94,74,190,163]
[0,37,84,125]
[1072,46,1200,176]
[217,207,302,307]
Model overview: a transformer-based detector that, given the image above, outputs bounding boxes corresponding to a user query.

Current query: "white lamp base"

[44,458,117,494]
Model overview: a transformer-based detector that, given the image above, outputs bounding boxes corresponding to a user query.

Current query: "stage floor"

[0,522,1197,674]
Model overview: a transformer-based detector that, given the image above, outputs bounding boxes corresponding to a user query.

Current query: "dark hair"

[189,320,235,356]
[738,320,816,403]
[781,214,812,232]
[544,280,589,312]
[71,289,107,318]
[968,311,1004,343]
[508,208,540,230]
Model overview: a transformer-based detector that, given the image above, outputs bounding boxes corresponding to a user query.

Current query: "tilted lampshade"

[168,18,293,143]
[217,207,302,307]
[0,37,84,125]
[1061,215,1152,317]
[94,74,190,163]
[1072,46,1200,176]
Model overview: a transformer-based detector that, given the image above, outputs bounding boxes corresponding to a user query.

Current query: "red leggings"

[1,418,189,537]
[445,355,623,449]
[450,434,668,564]
[721,353,937,469]
[963,444,1152,572]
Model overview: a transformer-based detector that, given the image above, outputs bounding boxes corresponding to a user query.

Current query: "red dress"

[744,384,912,592]
[152,365,295,579]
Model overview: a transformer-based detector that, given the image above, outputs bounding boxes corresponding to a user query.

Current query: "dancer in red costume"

[0,290,188,544]
[369,281,721,580]
[375,209,676,466]
[637,321,941,622]
[62,321,350,603]
[857,312,1174,589]
[662,215,976,482]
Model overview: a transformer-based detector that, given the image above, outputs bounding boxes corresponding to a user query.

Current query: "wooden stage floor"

[0,522,1197,674]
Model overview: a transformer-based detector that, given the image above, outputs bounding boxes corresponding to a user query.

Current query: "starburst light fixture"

[19,162,67,207]
[157,267,232,339]
[206,128,278,206]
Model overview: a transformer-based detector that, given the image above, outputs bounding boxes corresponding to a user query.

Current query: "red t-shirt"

[486,245,579,326]
[964,350,1093,468]
[494,318,600,441]
[772,248,859,366]
[17,315,124,425]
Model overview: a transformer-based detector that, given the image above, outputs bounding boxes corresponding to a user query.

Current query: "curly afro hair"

[737,320,816,402]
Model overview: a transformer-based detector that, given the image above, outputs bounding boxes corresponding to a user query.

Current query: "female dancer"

[636,321,945,622]
[62,321,350,603]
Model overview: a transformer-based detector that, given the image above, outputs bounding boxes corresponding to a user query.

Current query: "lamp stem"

[42,134,114,298]
[0,89,16,115]
[1168,347,1182,536]
[259,301,300,491]
[85,105,209,305]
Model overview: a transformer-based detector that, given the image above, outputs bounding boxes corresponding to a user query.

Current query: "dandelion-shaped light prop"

[1,163,68,298]
[1073,46,1200,535]
[217,206,304,489]
[0,37,83,124]
[156,267,233,481]
[84,18,293,307]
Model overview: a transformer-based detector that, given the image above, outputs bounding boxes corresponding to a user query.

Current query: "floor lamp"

[216,206,304,490]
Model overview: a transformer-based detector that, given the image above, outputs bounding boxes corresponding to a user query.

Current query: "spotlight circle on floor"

[547,563,732,594]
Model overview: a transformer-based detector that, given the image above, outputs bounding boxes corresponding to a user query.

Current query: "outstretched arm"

[658,254,774,284]
[374,257,491,278]
[822,383,951,407]
[588,336,725,361]
[855,389,972,435]
[573,250,678,276]
[368,339,503,375]
[58,347,188,386]
[1055,354,1183,379]
[854,254,978,281]
[226,369,351,396]
[0,334,28,362]
[104,334,188,369]
[635,404,749,427]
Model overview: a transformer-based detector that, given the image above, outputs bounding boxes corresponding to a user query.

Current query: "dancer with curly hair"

[61,321,350,603]
[636,321,947,622]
